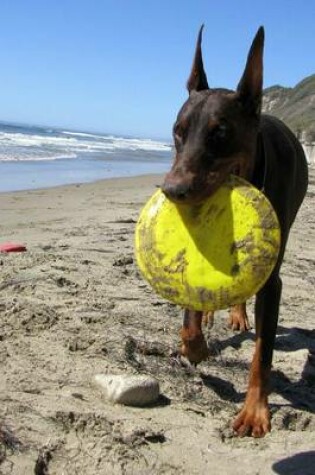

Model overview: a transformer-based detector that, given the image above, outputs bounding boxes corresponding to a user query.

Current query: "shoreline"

[1,161,313,196]
[0,155,170,193]
[0,120,172,193]
[0,172,164,196]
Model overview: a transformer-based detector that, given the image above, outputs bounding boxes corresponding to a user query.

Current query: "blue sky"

[0,0,313,139]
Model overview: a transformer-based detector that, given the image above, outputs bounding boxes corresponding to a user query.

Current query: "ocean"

[0,122,172,192]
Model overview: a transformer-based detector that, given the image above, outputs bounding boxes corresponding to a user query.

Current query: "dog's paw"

[180,333,209,365]
[233,403,271,438]
[228,306,251,332]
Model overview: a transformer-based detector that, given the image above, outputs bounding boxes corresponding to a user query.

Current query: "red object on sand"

[0,242,27,253]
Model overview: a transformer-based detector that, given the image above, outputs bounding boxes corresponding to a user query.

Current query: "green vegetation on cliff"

[262,74,315,141]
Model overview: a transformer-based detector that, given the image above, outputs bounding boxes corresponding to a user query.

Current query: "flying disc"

[135,175,280,311]
[0,242,27,253]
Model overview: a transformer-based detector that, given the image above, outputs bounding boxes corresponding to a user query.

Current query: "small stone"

[94,374,160,407]
[112,256,134,267]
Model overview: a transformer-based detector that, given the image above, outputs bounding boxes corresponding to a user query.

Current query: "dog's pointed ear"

[236,26,264,116]
[187,25,209,93]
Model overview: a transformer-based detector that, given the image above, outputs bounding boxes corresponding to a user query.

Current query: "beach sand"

[0,171,314,474]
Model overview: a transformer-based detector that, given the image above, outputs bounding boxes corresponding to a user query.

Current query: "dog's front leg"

[180,309,210,364]
[233,273,282,437]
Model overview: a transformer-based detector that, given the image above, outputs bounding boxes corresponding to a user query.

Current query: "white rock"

[94,374,160,406]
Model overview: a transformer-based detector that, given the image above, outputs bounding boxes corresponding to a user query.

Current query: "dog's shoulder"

[256,113,308,220]
[260,114,297,142]
[259,113,307,165]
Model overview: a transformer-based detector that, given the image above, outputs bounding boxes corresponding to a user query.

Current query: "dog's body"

[162,27,308,437]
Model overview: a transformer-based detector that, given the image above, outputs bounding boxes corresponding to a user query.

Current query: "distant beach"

[0,122,172,192]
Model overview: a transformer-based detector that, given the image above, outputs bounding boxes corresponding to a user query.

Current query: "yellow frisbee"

[135,175,280,311]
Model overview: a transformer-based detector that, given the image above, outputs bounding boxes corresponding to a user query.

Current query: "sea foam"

[0,125,171,162]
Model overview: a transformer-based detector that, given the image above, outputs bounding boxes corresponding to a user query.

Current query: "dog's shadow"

[200,372,244,403]
[272,325,315,412]
[200,325,315,412]
[272,451,315,475]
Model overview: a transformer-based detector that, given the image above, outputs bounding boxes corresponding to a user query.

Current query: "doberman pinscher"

[162,26,308,437]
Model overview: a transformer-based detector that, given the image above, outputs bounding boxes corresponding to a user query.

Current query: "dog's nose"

[161,181,192,201]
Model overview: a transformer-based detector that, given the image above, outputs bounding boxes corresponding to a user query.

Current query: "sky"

[0,0,313,139]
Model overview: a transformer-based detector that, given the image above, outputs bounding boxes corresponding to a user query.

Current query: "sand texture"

[0,172,314,474]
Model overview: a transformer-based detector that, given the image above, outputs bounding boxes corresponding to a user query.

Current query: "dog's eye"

[216,124,228,139]
[209,124,227,142]
[212,124,227,140]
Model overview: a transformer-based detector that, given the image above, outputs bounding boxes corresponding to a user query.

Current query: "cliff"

[262,74,315,163]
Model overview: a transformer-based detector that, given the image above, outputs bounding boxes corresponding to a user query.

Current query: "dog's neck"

[251,130,267,192]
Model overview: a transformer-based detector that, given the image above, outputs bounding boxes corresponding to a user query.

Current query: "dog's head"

[162,26,264,204]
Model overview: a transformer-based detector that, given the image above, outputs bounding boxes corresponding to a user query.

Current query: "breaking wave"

[0,123,172,162]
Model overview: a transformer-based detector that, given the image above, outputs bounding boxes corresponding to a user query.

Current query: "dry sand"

[0,171,314,474]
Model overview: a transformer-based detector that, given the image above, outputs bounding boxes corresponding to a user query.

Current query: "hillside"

[262,74,315,143]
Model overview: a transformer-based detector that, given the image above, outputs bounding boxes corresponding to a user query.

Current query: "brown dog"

[162,26,308,437]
